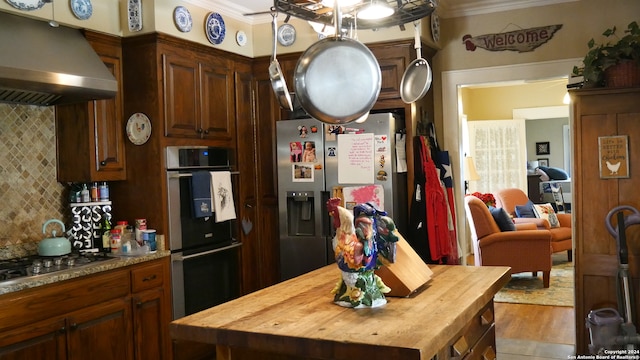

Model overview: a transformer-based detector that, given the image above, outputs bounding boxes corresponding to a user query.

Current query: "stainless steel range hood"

[0,12,117,106]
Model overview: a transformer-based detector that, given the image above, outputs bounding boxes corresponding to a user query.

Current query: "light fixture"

[357,0,395,20]
[463,156,480,194]
[563,92,570,104]
[321,0,362,8]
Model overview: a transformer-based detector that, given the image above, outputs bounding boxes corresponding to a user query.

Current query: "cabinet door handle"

[203,129,209,135]
[58,326,66,334]
[143,274,157,282]
[100,159,108,166]
[70,323,78,330]
[197,128,203,134]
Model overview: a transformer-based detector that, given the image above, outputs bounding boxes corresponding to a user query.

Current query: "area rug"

[494,253,574,307]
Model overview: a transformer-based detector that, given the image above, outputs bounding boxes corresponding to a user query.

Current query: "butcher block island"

[170,264,510,360]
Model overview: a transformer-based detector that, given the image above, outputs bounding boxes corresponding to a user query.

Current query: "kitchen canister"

[142,229,157,252]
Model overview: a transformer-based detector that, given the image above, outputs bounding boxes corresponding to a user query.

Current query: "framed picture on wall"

[536,141,550,155]
[538,158,549,167]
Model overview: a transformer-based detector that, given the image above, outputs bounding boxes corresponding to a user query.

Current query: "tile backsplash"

[0,103,66,257]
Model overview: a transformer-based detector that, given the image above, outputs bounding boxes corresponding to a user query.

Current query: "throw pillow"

[515,200,537,218]
[538,166,569,180]
[533,203,560,228]
[489,206,516,232]
[535,168,550,181]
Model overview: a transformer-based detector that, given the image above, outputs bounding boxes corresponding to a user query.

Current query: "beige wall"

[0,0,420,59]
[435,0,640,72]
[461,79,568,120]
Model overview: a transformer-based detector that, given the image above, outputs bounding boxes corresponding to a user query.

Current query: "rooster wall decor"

[326,198,399,308]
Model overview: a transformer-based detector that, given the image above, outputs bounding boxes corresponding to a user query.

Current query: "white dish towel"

[210,171,237,223]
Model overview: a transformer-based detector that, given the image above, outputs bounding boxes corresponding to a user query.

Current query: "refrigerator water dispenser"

[286,191,315,236]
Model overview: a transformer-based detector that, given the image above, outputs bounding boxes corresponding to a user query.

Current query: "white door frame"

[441,58,580,260]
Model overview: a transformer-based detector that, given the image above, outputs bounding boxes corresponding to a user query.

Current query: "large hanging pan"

[269,10,293,111]
[400,21,432,104]
[293,1,381,124]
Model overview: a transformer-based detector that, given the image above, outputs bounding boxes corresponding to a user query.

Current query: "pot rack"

[274,0,437,30]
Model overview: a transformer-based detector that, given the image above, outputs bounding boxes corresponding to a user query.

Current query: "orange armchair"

[494,188,572,261]
[464,195,552,287]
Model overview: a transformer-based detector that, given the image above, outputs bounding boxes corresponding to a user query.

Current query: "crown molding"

[437,0,579,19]
[184,0,272,25]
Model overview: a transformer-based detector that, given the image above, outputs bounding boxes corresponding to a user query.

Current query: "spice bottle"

[90,182,99,202]
[110,229,122,253]
[81,183,90,203]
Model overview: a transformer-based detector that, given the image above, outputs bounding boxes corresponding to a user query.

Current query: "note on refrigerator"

[342,185,384,211]
[338,133,374,184]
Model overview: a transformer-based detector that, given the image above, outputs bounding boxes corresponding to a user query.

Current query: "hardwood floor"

[495,302,575,359]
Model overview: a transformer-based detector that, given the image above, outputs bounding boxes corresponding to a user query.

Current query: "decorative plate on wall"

[6,0,45,10]
[173,6,192,33]
[277,23,296,46]
[70,0,93,20]
[205,12,226,45]
[127,0,142,32]
[430,11,440,43]
[236,30,247,46]
[126,113,152,145]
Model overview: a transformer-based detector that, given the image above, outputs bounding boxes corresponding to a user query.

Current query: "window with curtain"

[467,119,527,194]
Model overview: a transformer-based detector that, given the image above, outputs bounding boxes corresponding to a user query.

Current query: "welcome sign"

[463,24,562,53]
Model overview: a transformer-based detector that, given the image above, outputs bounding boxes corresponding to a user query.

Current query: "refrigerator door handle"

[321,190,332,237]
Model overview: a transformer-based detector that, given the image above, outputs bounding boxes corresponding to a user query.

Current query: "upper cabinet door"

[199,57,235,143]
[56,32,126,182]
[163,53,201,138]
[94,54,126,177]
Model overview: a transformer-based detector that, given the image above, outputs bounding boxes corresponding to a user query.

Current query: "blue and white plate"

[71,0,93,20]
[205,12,226,45]
[5,0,45,11]
[173,6,192,33]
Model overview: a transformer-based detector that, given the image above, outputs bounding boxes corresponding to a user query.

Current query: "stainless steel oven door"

[171,242,242,319]
[167,170,234,252]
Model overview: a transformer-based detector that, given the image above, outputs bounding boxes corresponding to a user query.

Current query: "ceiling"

[190,0,577,24]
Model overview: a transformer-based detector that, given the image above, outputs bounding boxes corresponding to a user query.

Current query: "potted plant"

[573,21,640,88]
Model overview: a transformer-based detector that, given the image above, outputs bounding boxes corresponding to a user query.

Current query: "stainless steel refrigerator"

[276,113,407,281]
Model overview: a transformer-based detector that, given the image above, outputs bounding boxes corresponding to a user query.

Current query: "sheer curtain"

[467,119,527,194]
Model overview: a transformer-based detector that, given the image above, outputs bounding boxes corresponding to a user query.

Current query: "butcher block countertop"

[170,264,511,360]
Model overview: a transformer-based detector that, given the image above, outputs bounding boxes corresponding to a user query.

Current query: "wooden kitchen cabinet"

[131,260,171,360]
[0,317,67,359]
[163,51,236,142]
[56,31,126,182]
[0,302,133,360]
[571,87,640,354]
[0,258,171,360]
[66,298,133,360]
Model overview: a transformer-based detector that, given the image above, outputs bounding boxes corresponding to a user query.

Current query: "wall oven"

[166,146,241,319]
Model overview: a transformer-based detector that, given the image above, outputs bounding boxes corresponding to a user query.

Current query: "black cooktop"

[0,252,113,282]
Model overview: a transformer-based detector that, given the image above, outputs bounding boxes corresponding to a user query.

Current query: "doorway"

[441,58,580,260]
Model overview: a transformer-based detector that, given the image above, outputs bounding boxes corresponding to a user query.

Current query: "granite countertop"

[0,250,170,296]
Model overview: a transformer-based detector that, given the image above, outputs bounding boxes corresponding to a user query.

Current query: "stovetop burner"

[0,252,114,282]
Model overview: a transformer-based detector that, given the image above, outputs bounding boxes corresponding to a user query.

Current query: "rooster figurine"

[326,198,399,308]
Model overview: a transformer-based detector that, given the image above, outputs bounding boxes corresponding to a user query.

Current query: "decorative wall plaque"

[463,24,562,53]
[598,135,629,179]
